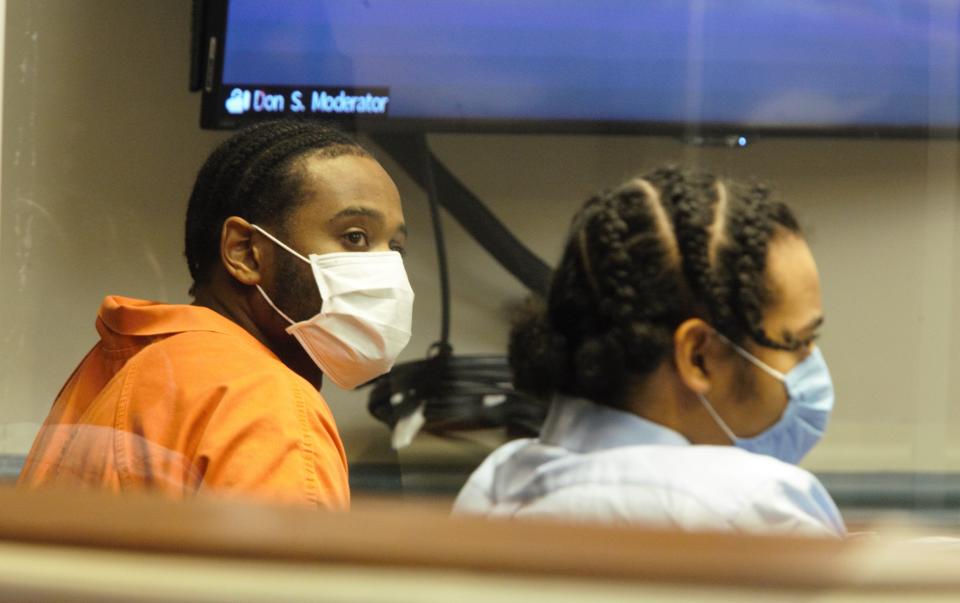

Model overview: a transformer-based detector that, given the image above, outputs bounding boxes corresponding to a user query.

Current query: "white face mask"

[252,225,414,390]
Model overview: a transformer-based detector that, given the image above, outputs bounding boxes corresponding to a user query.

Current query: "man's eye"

[343,231,369,247]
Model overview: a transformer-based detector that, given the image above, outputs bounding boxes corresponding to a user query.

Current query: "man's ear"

[673,318,714,396]
[220,217,263,286]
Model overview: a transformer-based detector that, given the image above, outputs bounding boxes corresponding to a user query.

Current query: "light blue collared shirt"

[454,397,845,537]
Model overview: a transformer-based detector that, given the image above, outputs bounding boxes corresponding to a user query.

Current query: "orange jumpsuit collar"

[97,295,271,354]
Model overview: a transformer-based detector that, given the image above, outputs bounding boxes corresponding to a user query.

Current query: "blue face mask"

[697,334,835,465]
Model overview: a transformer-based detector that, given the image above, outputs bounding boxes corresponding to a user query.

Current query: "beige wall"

[2,1,959,474]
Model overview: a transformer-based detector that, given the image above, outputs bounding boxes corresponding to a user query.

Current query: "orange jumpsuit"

[18,296,349,509]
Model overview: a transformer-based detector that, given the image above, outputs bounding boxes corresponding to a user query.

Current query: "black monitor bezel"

[196,0,960,140]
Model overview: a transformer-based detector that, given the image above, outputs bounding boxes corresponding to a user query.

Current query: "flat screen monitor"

[198,0,960,137]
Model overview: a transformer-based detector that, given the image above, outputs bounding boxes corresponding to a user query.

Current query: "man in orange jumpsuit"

[18,121,413,509]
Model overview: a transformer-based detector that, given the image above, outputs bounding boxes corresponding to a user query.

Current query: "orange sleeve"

[190,371,350,510]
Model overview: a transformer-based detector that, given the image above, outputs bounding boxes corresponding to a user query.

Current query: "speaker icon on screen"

[225,88,252,115]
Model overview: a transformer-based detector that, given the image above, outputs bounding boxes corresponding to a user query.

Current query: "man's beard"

[271,248,324,323]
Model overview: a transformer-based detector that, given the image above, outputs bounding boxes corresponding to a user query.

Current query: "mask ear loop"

[251,224,311,264]
[250,224,306,326]
[697,392,739,443]
[256,285,296,326]
[713,331,787,382]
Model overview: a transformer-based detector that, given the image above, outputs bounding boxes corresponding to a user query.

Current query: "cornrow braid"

[509,165,802,408]
[645,166,719,316]
[184,119,369,294]
[714,180,800,350]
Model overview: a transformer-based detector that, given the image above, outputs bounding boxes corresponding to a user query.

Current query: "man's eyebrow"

[800,316,824,334]
[329,205,406,237]
[787,316,824,340]
[328,206,385,223]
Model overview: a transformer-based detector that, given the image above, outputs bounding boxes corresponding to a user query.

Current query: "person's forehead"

[764,233,822,329]
[292,153,403,223]
[301,153,399,201]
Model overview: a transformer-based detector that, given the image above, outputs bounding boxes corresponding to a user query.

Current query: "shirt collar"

[539,395,689,453]
[96,295,270,352]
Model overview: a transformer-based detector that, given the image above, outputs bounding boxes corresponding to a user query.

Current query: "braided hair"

[509,165,802,406]
[184,119,370,294]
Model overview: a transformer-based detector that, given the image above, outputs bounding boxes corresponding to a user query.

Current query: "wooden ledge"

[0,487,956,593]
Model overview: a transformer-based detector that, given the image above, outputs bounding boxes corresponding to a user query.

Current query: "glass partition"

[2,0,960,536]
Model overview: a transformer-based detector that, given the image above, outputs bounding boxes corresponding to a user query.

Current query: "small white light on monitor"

[737,136,748,147]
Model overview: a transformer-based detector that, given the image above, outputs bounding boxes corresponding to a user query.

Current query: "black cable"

[420,136,451,348]
[370,132,552,296]
[365,133,547,440]
[367,354,546,436]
